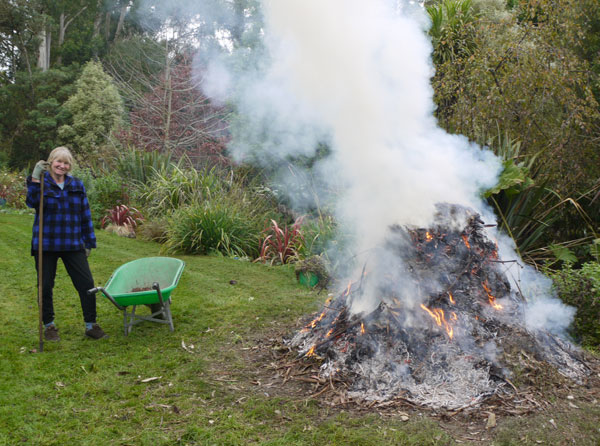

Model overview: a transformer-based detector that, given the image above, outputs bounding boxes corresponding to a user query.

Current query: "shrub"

[164,200,262,257]
[112,145,176,185]
[483,130,595,266]
[299,214,339,258]
[297,213,357,279]
[101,204,144,229]
[0,169,27,209]
[57,60,124,155]
[138,217,170,244]
[256,217,305,265]
[548,261,600,349]
[139,165,226,218]
[137,163,282,255]
[74,168,131,226]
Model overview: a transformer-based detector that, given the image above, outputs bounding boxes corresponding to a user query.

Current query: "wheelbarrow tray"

[103,256,185,306]
[89,257,185,335]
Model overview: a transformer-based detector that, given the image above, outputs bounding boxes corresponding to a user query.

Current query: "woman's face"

[50,158,71,179]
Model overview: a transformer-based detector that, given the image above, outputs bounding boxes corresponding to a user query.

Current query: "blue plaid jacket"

[26,171,96,255]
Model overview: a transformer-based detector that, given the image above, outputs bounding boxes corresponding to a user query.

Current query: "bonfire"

[285,204,591,410]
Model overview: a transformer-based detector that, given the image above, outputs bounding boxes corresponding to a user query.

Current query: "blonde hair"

[47,146,75,168]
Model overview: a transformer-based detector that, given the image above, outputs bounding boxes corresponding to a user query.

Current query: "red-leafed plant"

[101,205,144,229]
[256,216,305,265]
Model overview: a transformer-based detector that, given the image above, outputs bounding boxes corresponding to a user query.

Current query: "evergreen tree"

[58,60,124,155]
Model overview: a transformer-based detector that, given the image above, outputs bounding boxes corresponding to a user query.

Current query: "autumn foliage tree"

[111,46,230,167]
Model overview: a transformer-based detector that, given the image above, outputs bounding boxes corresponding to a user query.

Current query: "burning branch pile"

[287,205,590,410]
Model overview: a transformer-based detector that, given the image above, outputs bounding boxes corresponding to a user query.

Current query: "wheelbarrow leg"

[153,282,174,331]
[122,309,128,336]
[128,306,137,335]
[164,299,174,331]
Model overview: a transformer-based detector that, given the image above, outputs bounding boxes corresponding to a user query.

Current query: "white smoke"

[206,0,500,249]
[519,264,577,335]
[198,0,575,334]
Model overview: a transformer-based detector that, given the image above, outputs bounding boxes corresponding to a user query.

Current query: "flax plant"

[484,129,596,265]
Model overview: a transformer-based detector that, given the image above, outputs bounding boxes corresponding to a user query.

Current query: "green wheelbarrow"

[88,257,185,335]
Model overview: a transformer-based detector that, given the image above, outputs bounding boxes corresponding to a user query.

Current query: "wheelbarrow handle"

[152,282,165,305]
[88,286,125,311]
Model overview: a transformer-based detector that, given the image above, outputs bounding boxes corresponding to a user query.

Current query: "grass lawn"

[0,212,598,445]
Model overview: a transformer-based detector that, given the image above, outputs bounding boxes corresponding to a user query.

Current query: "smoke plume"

[198,0,574,334]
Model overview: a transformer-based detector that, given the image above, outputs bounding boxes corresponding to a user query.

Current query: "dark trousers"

[34,250,96,325]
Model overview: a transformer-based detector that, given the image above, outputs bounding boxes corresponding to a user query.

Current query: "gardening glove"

[85,248,91,257]
[32,160,50,180]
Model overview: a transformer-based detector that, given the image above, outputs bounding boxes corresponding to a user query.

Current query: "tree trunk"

[57,13,66,65]
[231,0,245,48]
[114,2,129,39]
[18,33,35,100]
[163,38,172,153]
[57,7,87,66]
[59,13,66,46]
[93,0,103,38]
[105,11,111,40]
[37,26,51,71]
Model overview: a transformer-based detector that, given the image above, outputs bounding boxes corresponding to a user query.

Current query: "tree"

[0,0,42,80]
[429,0,599,197]
[112,49,229,166]
[427,0,600,247]
[58,60,124,155]
[1,65,80,167]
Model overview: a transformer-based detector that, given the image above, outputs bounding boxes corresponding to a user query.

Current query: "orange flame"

[446,323,454,339]
[448,292,455,304]
[306,309,327,329]
[462,235,471,249]
[360,322,365,335]
[425,231,433,242]
[482,281,503,310]
[306,345,316,357]
[343,280,353,297]
[491,241,499,259]
[420,304,455,339]
[325,328,334,338]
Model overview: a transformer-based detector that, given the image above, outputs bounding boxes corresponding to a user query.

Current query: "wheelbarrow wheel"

[146,303,165,319]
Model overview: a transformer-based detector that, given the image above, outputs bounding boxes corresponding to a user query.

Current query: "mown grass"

[2,213,599,446]
[0,213,455,446]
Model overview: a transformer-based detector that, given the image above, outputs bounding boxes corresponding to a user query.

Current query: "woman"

[26,146,106,340]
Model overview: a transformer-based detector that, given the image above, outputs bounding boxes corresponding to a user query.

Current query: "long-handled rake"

[37,172,44,352]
